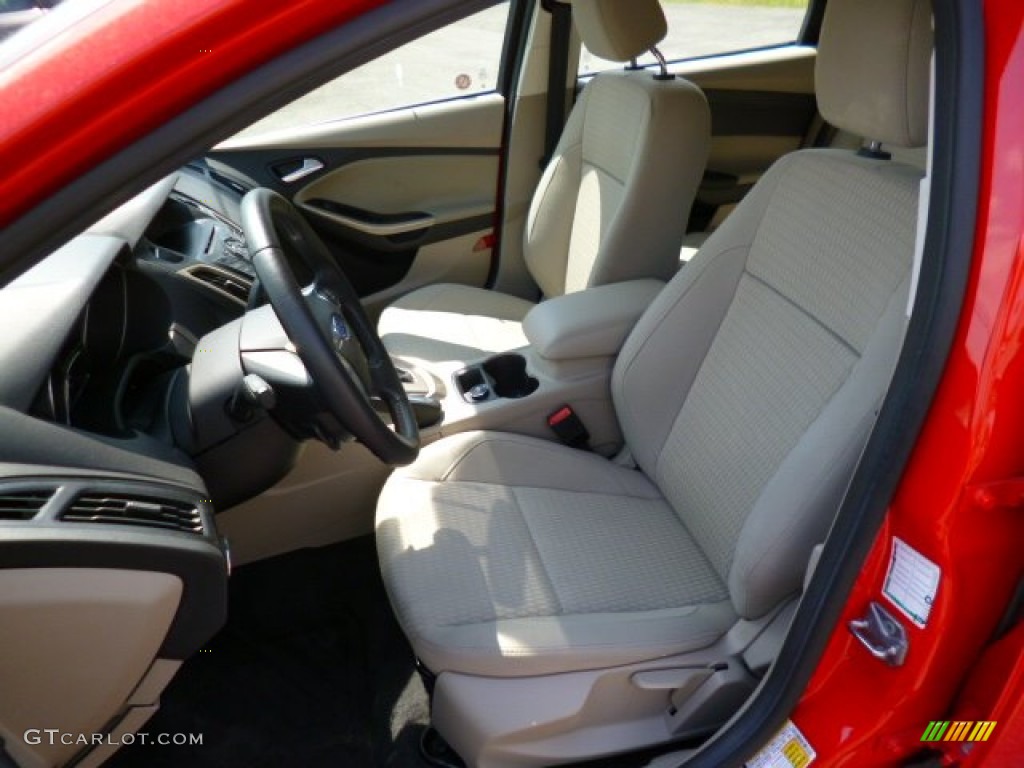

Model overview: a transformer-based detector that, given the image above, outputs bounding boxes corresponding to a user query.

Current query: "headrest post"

[857,139,893,161]
[649,46,674,81]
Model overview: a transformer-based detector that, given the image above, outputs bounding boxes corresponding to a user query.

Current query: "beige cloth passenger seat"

[378,0,711,367]
[375,0,932,762]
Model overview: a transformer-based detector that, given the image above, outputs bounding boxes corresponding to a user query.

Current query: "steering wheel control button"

[331,313,352,351]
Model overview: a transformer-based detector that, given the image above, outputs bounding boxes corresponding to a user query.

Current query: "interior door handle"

[277,157,324,184]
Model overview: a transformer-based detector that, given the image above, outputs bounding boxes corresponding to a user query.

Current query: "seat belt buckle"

[547,406,591,450]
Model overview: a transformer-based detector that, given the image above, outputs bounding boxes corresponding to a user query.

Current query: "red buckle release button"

[548,406,573,427]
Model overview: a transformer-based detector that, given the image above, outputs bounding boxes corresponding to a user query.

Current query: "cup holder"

[455,353,538,403]
[483,354,539,399]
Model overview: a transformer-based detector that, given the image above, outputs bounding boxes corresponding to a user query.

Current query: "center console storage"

[522,278,665,375]
[454,353,539,403]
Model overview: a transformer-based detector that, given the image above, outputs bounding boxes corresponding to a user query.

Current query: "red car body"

[0,0,1022,766]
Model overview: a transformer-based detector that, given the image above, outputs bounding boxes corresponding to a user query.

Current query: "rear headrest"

[567,0,667,63]
[816,0,933,148]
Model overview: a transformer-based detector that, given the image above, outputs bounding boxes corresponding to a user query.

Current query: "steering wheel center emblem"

[331,314,352,350]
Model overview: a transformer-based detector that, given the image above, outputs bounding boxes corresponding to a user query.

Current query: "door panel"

[294,153,498,261]
[679,47,818,225]
[211,93,504,312]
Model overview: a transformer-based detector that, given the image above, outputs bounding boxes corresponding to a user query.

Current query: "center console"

[454,353,539,403]
[395,279,665,455]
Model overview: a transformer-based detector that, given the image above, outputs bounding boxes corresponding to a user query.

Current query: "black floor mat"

[109,536,431,768]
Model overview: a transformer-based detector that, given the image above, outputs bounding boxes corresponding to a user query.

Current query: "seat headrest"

[816,0,933,148]
[567,0,667,63]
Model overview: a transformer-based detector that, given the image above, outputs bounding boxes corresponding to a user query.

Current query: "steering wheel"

[240,188,419,466]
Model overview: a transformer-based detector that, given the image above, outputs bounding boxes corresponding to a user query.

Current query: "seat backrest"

[612,0,932,620]
[523,0,710,299]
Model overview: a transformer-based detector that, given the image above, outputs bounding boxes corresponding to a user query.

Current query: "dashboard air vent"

[184,264,251,304]
[0,490,53,521]
[65,494,203,535]
[209,169,250,196]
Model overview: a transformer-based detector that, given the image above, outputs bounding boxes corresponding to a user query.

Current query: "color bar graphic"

[921,721,996,742]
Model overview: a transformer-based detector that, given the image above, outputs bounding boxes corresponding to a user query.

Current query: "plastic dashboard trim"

[0,474,227,660]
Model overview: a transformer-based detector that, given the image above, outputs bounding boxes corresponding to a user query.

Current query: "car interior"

[0,0,937,766]
[379,0,710,368]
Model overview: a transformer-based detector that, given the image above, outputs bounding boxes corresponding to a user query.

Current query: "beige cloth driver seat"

[376,0,932,764]
[378,0,711,367]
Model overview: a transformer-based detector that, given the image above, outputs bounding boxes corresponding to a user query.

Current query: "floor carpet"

[109,536,431,768]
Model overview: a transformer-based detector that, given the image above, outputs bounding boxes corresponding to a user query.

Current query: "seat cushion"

[376,431,736,678]
[379,284,534,366]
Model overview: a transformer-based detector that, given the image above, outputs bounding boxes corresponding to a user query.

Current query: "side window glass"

[239,2,511,139]
[579,0,811,76]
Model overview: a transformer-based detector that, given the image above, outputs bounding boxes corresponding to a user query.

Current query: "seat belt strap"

[540,0,572,169]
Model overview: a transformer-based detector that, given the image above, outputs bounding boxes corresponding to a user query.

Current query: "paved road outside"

[238,3,806,139]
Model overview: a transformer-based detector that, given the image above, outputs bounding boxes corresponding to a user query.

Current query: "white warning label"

[747,720,816,768]
[882,537,941,629]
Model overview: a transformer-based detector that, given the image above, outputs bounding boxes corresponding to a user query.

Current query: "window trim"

[798,0,829,45]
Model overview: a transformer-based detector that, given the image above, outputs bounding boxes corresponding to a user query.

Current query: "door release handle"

[278,157,324,184]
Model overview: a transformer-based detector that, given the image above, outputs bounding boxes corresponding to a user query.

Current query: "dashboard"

[4,164,260,443]
[0,162,261,675]
[0,157,342,518]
